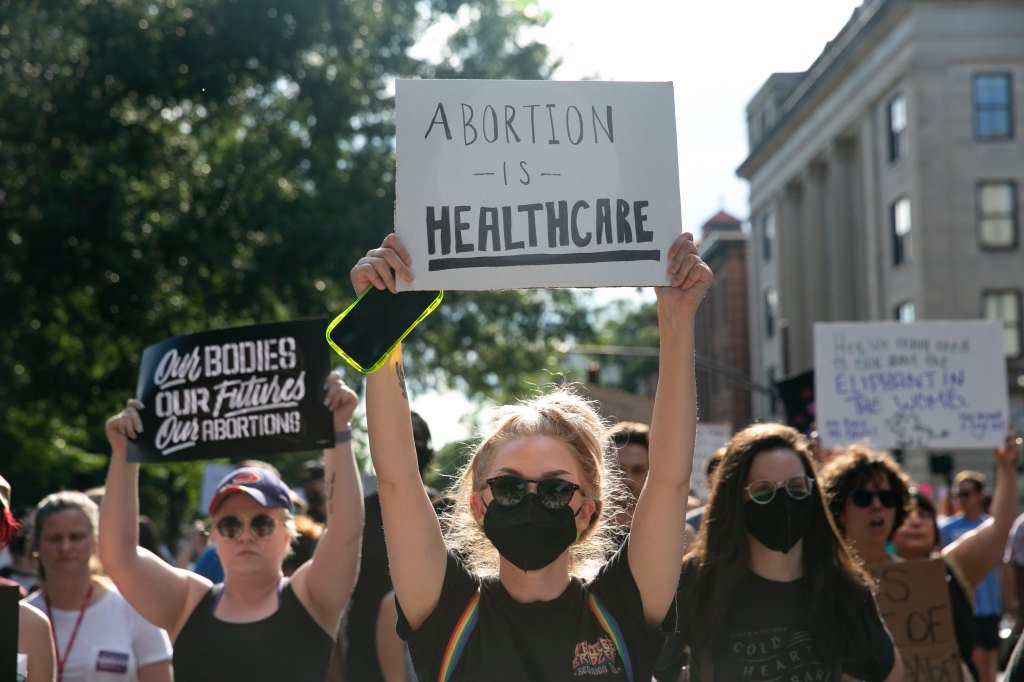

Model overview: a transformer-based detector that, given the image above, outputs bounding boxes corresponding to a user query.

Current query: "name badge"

[96,650,130,674]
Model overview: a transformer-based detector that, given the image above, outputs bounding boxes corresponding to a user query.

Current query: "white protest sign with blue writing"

[394,79,681,290]
[814,321,1009,449]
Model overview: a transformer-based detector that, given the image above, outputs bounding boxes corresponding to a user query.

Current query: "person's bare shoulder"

[20,600,50,632]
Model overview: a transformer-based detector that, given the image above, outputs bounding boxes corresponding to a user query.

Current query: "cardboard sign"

[868,559,962,682]
[814,321,1009,449]
[127,320,334,463]
[394,79,682,290]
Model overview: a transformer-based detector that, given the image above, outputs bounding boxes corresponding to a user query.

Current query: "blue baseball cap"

[208,467,294,515]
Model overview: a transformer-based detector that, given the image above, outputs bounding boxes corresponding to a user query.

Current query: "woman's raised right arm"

[99,400,210,639]
[944,431,1020,589]
[355,234,448,629]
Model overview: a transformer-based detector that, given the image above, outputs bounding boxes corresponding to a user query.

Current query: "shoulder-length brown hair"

[682,423,876,662]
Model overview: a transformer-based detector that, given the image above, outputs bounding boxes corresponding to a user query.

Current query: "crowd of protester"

[5,233,1024,681]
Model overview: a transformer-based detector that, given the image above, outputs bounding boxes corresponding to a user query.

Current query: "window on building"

[894,301,916,322]
[983,290,1022,357]
[973,73,1014,140]
[891,197,912,266]
[977,181,1018,249]
[761,210,775,261]
[765,288,778,339]
[887,94,908,162]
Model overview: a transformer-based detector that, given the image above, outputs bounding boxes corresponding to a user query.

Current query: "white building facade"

[738,0,1024,480]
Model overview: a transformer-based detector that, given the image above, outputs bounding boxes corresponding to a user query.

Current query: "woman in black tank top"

[98,371,364,682]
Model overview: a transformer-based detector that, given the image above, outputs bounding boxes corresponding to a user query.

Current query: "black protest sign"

[127,319,334,463]
[868,558,963,682]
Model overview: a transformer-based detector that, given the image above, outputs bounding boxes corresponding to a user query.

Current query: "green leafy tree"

[585,297,660,395]
[0,0,593,542]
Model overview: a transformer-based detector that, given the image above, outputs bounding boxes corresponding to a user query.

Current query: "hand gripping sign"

[394,79,683,291]
[128,319,334,463]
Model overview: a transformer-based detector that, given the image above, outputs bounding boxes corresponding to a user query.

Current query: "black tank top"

[173,581,332,682]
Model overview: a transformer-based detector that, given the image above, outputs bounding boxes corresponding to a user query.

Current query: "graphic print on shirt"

[729,626,834,681]
[572,635,622,677]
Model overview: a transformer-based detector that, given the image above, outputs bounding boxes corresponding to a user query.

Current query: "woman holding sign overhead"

[352,231,711,681]
[656,423,901,681]
[821,435,1020,682]
[99,370,363,682]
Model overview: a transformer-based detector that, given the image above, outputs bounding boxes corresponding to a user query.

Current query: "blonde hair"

[34,490,108,583]
[953,469,986,492]
[443,386,629,579]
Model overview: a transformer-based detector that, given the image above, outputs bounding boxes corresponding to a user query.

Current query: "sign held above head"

[129,319,334,463]
[395,79,682,291]
[814,321,1010,450]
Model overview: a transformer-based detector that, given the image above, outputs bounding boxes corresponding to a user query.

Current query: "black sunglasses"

[850,490,899,509]
[215,514,277,539]
[485,475,581,510]
[744,475,814,505]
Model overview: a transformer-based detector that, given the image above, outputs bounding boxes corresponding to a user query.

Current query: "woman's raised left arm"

[627,232,712,626]
[291,371,363,634]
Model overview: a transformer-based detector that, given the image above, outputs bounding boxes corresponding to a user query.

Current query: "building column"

[777,181,805,377]
[826,138,861,320]
[802,161,829,345]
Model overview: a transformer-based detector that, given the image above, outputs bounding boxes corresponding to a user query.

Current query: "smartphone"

[326,287,444,373]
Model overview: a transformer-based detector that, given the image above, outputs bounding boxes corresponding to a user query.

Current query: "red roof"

[704,210,741,226]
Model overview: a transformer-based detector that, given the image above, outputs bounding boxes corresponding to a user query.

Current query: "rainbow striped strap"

[435,588,633,682]
[587,593,633,682]
[438,588,481,682]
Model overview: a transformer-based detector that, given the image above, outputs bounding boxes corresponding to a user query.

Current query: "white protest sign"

[814,321,1009,449]
[394,79,682,290]
[694,422,731,498]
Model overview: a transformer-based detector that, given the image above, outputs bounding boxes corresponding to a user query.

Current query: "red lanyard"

[45,582,94,682]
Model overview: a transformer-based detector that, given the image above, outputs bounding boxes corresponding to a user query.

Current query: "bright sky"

[411,0,866,448]
[538,0,865,232]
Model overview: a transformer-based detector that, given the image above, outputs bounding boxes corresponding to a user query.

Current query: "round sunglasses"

[850,490,899,508]
[214,514,278,539]
[485,475,581,510]
[744,475,814,505]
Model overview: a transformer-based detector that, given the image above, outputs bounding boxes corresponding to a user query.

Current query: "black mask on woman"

[483,495,579,571]
[743,493,814,553]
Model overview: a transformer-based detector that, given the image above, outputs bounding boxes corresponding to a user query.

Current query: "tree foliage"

[588,297,660,395]
[0,0,594,535]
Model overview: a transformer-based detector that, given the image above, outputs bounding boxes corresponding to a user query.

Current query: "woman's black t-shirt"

[396,542,673,682]
[675,571,896,681]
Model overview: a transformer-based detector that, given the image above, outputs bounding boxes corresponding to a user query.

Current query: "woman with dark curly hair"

[819,445,913,565]
[821,436,1019,682]
[662,423,901,681]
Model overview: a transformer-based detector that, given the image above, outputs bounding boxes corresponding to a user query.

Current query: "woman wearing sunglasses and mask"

[353,231,711,682]
[825,436,1020,681]
[98,371,363,682]
[657,423,901,681]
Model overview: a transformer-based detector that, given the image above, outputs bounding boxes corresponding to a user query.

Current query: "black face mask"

[483,494,579,571]
[744,493,814,554]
